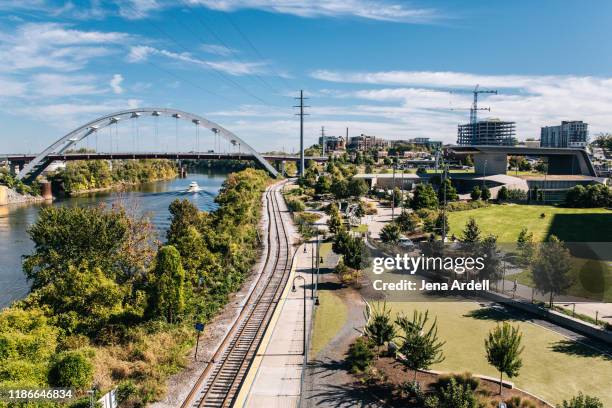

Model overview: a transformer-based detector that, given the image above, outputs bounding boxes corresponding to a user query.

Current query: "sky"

[1,0,612,154]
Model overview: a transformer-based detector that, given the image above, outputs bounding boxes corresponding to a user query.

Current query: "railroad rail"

[181,182,292,408]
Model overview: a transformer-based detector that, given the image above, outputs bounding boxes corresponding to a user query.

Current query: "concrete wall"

[474,152,507,176]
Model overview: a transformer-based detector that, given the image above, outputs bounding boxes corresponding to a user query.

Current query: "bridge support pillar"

[9,162,18,176]
[40,181,53,201]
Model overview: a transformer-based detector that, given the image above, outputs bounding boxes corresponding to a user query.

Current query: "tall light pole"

[294,90,309,176]
[292,275,307,356]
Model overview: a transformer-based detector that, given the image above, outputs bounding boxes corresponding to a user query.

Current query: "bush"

[346,337,374,373]
[48,351,94,390]
[507,188,528,202]
[434,377,478,408]
[435,372,479,391]
[446,200,490,212]
[564,184,612,208]
[286,198,306,212]
[505,396,537,408]
[557,392,604,408]
[399,381,425,404]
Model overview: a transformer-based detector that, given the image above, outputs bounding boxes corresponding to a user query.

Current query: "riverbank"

[0,185,45,206]
[63,177,178,196]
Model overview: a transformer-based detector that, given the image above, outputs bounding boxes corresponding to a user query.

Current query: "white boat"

[187,181,200,192]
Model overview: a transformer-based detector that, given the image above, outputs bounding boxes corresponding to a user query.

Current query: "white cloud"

[0,22,130,72]
[188,0,440,23]
[0,77,27,97]
[308,69,612,143]
[201,43,236,57]
[127,45,268,76]
[110,74,124,94]
[31,73,107,97]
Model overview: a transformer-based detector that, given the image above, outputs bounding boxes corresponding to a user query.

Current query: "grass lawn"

[310,290,348,357]
[447,204,612,242]
[513,257,612,302]
[385,301,612,406]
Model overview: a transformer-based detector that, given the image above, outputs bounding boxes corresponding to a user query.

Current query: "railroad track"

[181,183,292,408]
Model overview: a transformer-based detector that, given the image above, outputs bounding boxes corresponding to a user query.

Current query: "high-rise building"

[540,121,588,148]
[457,119,517,146]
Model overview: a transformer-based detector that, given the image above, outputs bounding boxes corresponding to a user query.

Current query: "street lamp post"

[292,275,307,356]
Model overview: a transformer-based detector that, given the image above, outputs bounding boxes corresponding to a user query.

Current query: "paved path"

[238,241,316,407]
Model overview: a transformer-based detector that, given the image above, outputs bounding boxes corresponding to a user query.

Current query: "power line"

[171,5,280,96]
[121,1,271,106]
[222,12,294,90]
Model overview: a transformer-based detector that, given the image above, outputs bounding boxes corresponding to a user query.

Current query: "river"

[0,171,229,309]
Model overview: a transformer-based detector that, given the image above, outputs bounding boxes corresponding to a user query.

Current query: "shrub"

[507,188,528,201]
[399,381,425,404]
[505,396,537,408]
[557,392,604,408]
[435,372,479,391]
[286,198,306,212]
[346,337,374,373]
[435,377,479,408]
[446,200,490,212]
[48,351,94,390]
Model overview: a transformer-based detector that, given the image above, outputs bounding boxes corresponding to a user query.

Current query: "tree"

[464,155,473,167]
[481,186,491,201]
[48,351,93,390]
[332,229,352,255]
[396,310,445,381]
[497,185,509,201]
[516,227,534,264]
[478,235,502,281]
[437,178,458,203]
[347,178,368,198]
[410,184,438,210]
[343,236,368,271]
[484,322,524,395]
[434,211,449,237]
[149,245,186,323]
[470,186,481,201]
[363,302,396,356]
[331,178,349,199]
[530,235,573,307]
[380,222,401,244]
[462,217,481,243]
[167,199,201,244]
[396,210,419,233]
[558,393,604,408]
[315,175,332,194]
[392,186,403,207]
[327,210,344,234]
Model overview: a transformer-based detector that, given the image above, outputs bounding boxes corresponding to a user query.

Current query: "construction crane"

[450,84,498,124]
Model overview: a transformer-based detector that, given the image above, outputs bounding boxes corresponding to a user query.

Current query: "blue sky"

[1,0,612,153]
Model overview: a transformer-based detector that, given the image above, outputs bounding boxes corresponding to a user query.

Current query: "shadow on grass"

[547,213,612,245]
[549,339,612,361]
[463,305,517,321]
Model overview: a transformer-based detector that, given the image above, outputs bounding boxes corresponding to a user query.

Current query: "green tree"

[167,199,202,245]
[315,175,332,194]
[461,217,481,243]
[470,186,481,201]
[343,236,368,271]
[464,155,474,167]
[347,178,368,198]
[530,235,573,307]
[48,351,93,390]
[434,211,449,236]
[478,235,502,281]
[437,178,458,203]
[396,310,445,381]
[380,222,402,244]
[363,302,396,356]
[392,186,403,207]
[481,186,491,201]
[149,246,186,323]
[516,227,534,264]
[331,178,349,199]
[498,185,509,201]
[410,184,438,210]
[332,229,352,256]
[327,211,344,234]
[396,210,419,233]
[485,322,524,395]
[557,393,604,408]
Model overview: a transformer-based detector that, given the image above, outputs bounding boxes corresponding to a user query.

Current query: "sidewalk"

[237,242,318,407]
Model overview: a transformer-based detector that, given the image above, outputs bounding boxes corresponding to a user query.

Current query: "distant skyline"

[1,0,612,153]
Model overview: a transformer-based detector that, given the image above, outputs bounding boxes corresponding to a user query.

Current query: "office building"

[457,119,517,146]
[540,121,589,148]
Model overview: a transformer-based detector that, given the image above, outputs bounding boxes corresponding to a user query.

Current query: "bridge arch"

[17,107,278,180]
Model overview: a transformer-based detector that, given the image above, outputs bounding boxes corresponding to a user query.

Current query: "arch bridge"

[12,108,326,182]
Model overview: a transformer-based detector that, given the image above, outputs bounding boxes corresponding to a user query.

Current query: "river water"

[0,171,228,309]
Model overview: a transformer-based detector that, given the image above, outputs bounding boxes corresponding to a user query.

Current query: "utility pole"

[294,90,309,176]
[321,126,326,156]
